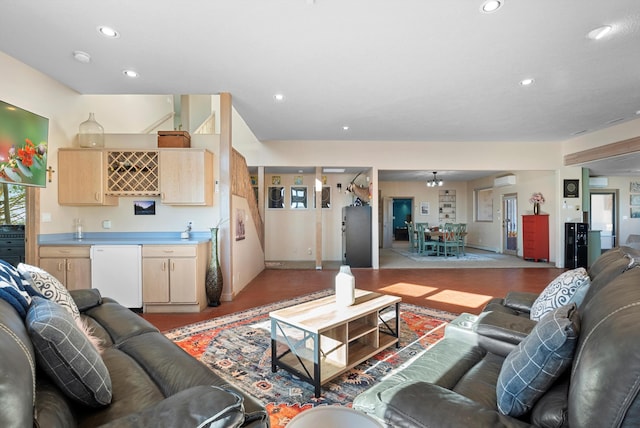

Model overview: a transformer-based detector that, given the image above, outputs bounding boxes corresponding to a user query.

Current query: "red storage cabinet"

[522,214,549,262]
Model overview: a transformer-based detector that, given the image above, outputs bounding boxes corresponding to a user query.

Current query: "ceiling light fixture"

[273,93,285,102]
[323,168,345,173]
[122,69,139,78]
[587,25,612,40]
[481,0,502,13]
[342,125,350,131]
[72,50,91,63]
[97,26,119,38]
[426,171,444,187]
[520,78,535,86]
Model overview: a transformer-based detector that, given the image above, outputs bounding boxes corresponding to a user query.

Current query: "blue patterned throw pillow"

[0,259,42,318]
[530,268,590,321]
[497,303,580,417]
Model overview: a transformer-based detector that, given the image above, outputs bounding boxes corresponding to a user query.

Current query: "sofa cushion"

[26,296,112,407]
[19,263,80,321]
[497,303,580,417]
[530,268,589,321]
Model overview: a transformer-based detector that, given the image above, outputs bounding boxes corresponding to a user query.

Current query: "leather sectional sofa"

[0,285,269,427]
[354,246,640,427]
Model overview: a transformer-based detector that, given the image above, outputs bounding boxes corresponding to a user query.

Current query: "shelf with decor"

[439,189,456,223]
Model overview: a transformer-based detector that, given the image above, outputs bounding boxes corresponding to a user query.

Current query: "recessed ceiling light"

[97,26,119,38]
[72,50,91,64]
[122,69,139,78]
[273,93,285,102]
[481,0,502,13]
[520,78,535,86]
[342,125,350,131]
[587,25,612,40]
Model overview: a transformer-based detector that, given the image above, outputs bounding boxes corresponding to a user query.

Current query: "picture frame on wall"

[631,194,640,206]
[268,186,284,209]
[476,188,493,222]
[290,186,308,209]
[563,179,579,198]
[420,202,430,216]
[314,186,331,209]
[631,207,640,219]
[631,182,640,193]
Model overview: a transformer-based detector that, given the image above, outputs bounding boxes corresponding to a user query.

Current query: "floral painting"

[0,100,49,187]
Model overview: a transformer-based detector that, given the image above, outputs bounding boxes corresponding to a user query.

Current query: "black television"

[0,100,49,187]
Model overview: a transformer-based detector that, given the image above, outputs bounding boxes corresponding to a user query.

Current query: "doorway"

[502,193,518,255]
[590,190,618,252]
[392,198,412,246]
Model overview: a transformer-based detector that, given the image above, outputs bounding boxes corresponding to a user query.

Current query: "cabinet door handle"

[171,261,175,271]
[66,261,72,272]
[95,192,100,201]
[162,261,167,271]
[57,262,64,272]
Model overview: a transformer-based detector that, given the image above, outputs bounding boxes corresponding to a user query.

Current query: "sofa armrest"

[503,292,538,314]
[98,385,248,428]
[378,381,531,428]
[476,311,536,344]
[69,289,103,312]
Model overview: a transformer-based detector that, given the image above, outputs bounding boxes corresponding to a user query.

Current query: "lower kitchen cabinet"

[142,243,208,313]
[38,246,91,291]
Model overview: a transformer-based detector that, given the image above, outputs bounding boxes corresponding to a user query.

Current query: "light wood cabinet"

[159,149,214,205]
[142,243,208,313]
[58,149,118,206]
[38,246,91,290]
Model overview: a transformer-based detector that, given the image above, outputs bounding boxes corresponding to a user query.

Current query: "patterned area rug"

[165,290,458,427]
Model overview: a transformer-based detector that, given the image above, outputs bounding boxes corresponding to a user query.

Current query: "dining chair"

[437,223,460,258]
[457,223,467,255]
[406,222,419,253]
[417,223,436,255]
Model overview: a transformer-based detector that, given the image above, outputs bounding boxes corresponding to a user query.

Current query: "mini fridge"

[91,245,142,308]
[565,223,588,269]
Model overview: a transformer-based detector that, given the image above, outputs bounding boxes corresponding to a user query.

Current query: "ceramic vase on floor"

[533,202,540,215]
[205,227,223,307]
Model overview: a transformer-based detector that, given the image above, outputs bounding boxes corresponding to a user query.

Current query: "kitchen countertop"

[38,232,211,246]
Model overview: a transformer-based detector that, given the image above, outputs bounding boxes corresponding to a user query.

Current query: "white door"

[502,193,518,255]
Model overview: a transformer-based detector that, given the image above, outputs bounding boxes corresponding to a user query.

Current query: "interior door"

[502,193,518,255]
[590,191,617,251]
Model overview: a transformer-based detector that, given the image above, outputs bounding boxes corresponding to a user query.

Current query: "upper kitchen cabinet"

[159,149,214,206]
[58,149,118,206]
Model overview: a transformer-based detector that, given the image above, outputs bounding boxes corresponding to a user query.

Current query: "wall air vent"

[589,177,608,188]
[494,175,516,187]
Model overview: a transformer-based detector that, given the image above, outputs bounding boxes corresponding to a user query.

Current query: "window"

[290,186,308,209]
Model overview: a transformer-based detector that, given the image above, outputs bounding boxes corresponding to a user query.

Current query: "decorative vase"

[205,227,223,307]
[533,202,540,215]
[78,112,104,148]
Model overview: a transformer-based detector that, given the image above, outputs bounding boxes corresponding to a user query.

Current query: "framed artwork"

[314,186,331,208]
[235,209,245,241]
[271,176,281,185]
[294,175,303,185]
[476,188,493,222]
[631,182,640,193]
[267,186,284,209]
[250,175,257,186]
[290,186,308,209]
[563,179,579,198]
[134,200,155,215]
[631,194,640,206]
[631,207,640,219]
[420,202,430,216]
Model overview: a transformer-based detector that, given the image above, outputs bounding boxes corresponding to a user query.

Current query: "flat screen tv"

[0,100,49,187]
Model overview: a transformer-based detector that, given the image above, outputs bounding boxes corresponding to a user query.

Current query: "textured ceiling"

[1,0,639,178]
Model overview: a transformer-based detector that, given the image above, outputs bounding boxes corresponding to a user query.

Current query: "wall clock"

[564,179,579,198]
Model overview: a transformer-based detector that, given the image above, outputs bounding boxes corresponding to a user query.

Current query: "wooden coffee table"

[270,289,401,397]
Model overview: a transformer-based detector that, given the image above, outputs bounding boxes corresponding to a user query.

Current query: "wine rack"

[106,151,159,196]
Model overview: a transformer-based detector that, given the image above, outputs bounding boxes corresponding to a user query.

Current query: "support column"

[219,93,232,300]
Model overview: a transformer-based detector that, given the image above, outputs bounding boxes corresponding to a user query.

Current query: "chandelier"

[426,171,443,187]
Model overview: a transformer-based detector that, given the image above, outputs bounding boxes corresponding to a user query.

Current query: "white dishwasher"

[90,245,142,308]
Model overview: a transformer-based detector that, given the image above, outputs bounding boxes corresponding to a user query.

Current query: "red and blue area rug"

[165,290,457,427]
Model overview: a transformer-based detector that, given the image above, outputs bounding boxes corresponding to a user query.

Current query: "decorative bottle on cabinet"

[522,214,549,262]
[78,112,104,148]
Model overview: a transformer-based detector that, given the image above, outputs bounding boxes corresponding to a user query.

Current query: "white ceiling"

[1,0,639,179]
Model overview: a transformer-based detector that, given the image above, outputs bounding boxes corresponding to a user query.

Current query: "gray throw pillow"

[26,296,112,407]
[497,303,580,417]
[530,268,590,321]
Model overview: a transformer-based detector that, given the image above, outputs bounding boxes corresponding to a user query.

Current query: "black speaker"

[565,223,588,269]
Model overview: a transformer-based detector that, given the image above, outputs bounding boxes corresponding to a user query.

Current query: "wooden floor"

[142,267,562,332]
